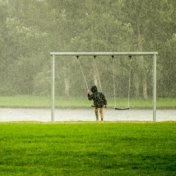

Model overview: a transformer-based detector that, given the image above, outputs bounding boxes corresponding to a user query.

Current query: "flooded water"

[0,108,175,122]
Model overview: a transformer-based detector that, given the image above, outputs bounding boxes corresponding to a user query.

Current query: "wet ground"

[0,108,175,122]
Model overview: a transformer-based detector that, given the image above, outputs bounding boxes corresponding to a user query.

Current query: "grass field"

[0,122,176,176]
[0,96,176,109]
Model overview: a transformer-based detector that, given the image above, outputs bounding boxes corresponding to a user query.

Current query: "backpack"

[94,92,105,106]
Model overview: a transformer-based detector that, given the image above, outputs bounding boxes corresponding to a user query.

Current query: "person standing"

[87,85,107,121]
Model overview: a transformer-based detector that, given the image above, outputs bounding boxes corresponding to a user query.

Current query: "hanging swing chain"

[112,55,132,109]
[127,55,132,108]
[93,56,103,92]
[111,55,117,108]
[76,56,89,91]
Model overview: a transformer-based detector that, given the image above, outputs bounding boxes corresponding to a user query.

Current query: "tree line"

[0,0,175,98]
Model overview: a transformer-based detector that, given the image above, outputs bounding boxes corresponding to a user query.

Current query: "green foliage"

[0,0,175,98]
[0,122,176,175]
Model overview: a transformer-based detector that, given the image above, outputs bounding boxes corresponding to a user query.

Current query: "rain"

[0,0,175,122]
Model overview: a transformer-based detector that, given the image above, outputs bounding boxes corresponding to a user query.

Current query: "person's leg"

[94,108,99,121]
[99,108,104,121]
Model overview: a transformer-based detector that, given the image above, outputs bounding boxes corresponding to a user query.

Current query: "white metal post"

[51,54,55,121]
[153,54,157,121]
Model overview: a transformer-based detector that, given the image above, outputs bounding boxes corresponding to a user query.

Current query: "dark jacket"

[88,86,107,108]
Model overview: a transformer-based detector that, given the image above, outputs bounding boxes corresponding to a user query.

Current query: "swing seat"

[114,107,130,110]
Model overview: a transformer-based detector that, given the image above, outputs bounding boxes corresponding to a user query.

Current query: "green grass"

[0,96,175,109]
[0,122,176,176]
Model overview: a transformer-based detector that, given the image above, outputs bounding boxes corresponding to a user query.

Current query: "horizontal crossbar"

[50,52,158,56]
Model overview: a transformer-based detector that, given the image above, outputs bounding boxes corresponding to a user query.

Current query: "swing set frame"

[50,52,158,122]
